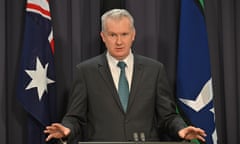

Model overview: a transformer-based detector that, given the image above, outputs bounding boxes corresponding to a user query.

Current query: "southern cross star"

[25,57,55,101]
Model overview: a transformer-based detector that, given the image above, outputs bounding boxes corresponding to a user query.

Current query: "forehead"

[104,17,132,32]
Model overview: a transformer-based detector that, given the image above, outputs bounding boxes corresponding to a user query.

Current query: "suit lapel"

[127,55,144,112]
[97,54,145,113]
[97,54,124,111]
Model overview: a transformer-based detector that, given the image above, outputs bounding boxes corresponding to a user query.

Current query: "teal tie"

[117,61,129,112]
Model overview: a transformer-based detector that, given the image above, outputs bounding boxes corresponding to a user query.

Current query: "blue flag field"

[176,0,217,143]
[17,0,56,144]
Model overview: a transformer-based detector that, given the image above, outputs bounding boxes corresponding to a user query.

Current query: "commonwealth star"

[25,57,55,101]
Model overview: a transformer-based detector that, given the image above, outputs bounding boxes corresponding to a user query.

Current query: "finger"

[44,129,56,134]
[189,126,207,137]
[45,134,52,142]
[195,134,206,142]
[45,131,65,141]
[45,133,58,142]
[199,130,207,137]
[44,129,50,134]
[193,128,207,137]
[184,133,206,142]
[45,126,57,131]
[44,126,58,134]
[51,123,71,137]
[51,123,64,128]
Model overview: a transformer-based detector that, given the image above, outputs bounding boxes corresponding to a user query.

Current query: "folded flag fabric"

[17,0,57,143]
[176,0,217,143]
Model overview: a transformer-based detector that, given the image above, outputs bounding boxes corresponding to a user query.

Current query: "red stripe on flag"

[50,39,55,54]
[26,3,50,18]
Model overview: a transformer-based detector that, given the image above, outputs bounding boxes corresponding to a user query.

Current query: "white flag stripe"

[179,78,213,112]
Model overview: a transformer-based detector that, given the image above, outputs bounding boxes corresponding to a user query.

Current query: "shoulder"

[134,54,164,68]
[76,54,106,69]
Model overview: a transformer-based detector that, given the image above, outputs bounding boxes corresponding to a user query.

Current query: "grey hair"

[101,9,135,32]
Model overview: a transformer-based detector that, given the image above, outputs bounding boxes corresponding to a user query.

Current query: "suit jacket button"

[125,119,129,123]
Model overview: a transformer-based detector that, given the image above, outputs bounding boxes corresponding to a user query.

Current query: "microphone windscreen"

[140,132,145,142]
[133,132,139,142]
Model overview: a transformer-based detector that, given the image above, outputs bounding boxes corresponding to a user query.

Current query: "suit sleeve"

[156,64,186,139]
[62,64,87,141]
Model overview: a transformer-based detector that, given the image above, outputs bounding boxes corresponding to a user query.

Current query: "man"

[44,9,206,143]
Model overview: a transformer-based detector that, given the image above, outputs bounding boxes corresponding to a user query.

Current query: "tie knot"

[117,61,127,69]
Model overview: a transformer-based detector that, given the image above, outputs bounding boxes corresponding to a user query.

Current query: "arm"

[156,64,186,138]
[156,64,206,142]
[45,65,87,141]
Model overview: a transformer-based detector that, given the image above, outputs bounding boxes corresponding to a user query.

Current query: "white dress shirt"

[106,51,134,91]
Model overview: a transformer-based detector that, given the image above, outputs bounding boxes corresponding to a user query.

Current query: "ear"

[132,29,136,41]
[100,32,106,42]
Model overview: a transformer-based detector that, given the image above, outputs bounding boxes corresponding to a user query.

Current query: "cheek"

[106,41,115,47]
[105,41,116,50]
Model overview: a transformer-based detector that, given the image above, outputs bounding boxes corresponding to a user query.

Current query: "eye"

[109,33,117,37]
[122,33,129,36]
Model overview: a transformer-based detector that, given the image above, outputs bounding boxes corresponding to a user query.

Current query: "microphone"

[140,132,145,142]
[133,132,139,142]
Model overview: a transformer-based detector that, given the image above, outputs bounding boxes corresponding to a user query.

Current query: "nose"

[116,35,122,45]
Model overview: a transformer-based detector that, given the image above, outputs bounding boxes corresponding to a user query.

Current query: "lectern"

[79,142,194,144]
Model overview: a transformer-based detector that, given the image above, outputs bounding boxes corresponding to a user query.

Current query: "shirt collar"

[106,51,133,67]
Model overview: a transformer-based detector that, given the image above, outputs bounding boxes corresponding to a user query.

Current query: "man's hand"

[44,123,71,141]
[178,126,207,142]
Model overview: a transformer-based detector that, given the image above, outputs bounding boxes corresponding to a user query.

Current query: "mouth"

[115,47,124,49]
[115,48,125,52]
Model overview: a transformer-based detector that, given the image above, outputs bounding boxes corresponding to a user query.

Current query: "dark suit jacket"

[62,53,186,142]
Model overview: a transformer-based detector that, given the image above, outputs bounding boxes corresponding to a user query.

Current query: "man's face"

[101,17,135,60]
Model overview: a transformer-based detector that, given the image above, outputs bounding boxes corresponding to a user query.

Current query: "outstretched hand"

[178,126,207,142]
[44,123,71,141]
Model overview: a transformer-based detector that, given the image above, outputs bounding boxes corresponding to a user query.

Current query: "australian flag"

[176,0,217,143]
[17,0,57,144]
